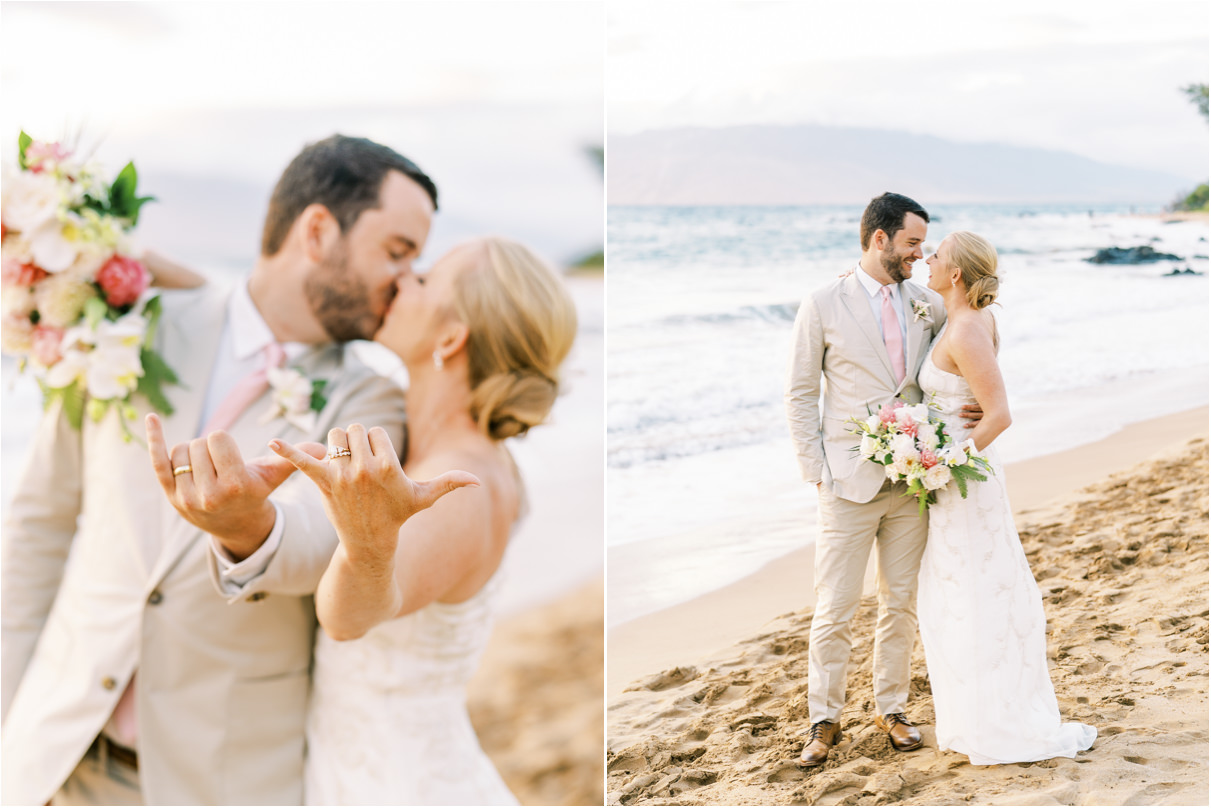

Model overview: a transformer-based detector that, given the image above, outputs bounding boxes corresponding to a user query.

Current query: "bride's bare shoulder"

[946,310,998,352]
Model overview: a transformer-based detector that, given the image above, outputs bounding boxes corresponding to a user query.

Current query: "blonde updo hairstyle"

[452,237,578,440]
[945,231,1000,310]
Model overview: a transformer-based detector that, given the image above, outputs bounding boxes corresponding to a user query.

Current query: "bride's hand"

[269,424,480,561]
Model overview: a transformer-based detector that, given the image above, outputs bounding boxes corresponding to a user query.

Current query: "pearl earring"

[951,277,957,288]
[433,350,444,370]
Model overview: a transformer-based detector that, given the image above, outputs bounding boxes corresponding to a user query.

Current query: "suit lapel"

[840,273,896,384]
[158,285,231,448]
[899,285,934,385]
[148,342,345,588]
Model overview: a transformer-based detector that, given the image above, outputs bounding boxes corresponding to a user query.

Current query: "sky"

[0,1,605,265]
[608,1,1210,180]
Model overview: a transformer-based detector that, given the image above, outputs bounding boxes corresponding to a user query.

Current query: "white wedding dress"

[917,329,1096,765]
[303,570,517,805]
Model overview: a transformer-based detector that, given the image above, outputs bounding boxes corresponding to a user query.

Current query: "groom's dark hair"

[860,192,929,250]
[261,134,439,256]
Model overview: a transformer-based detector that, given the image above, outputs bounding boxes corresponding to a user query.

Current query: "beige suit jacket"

[0,284,407,806]
[785,271,945,503]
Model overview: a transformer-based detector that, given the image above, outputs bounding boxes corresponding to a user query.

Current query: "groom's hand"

[960,403,984,429]
[146,414,316,560]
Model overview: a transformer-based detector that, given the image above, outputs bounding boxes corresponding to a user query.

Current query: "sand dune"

[607,439,1208,806]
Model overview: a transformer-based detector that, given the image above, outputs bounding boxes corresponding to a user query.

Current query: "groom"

[1,135,435,805]
[785,192,975,767]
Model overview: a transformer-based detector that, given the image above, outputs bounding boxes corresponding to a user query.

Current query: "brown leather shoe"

[797,720,841,767]
[875,712,923,751]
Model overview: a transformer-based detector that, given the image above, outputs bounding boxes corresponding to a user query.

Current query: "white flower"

[45,346,89,388]
[261,366,319,432]
[35,274,97,327]
[885,463,900,481]
[860,434,880,458]
[890,433,917,457]
[911,299,933,323]
[865,413,882,430]
[892,452,918,477]
[1,169,63,232]
[924,463,952,490]
[905,403,931,425]
[919,428,940,451]
[28,218,80,272]
[938,442,969,467]
[1,314,35,354]
[85,341,144,399]
[1,232,34,264]
[2,285,36,317]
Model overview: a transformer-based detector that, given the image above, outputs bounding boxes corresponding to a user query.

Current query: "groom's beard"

[880,245,910,283]
[304,241,394,342]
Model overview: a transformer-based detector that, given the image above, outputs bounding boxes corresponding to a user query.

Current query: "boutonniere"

[911,299,933,324]
[260,366,328,432]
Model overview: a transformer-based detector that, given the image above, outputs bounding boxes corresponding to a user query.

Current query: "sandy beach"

[607,407,1209,805]
[470,576,605,806]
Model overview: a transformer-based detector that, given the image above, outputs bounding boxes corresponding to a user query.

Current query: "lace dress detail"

[303,571,516,805]
[917,331,1096,765]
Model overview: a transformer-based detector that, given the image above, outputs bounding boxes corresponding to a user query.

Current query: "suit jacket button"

[248,592,268,602]
[101,677,117,690]
[147,590,163,605]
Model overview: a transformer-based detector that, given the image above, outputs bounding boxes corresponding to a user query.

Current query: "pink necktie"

[201,343,286,435]
[880,286,906,385]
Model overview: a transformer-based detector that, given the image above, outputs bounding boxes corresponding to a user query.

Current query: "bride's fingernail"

[269,440,281,450]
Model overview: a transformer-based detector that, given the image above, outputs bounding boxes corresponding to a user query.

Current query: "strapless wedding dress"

[303,571,517,805]
[917,332,1096,765]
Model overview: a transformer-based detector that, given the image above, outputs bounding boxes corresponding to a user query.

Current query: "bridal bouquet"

[848,400,992,514]
[1,131,178,438]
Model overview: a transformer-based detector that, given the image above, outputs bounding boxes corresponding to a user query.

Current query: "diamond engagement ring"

[327,448,352,460]
[172,465,193,476]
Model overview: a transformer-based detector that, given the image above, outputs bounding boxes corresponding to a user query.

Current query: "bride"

[916,231,1096,765]
[259,236,576,804]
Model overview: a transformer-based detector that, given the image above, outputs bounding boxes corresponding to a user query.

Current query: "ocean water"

[607,204,1209,626]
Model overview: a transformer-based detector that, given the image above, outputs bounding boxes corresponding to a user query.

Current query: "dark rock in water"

[1087,245,1181,264]
[1163,267,1205,277]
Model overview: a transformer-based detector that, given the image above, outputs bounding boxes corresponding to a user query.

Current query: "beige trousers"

[808,480,928,723]
[51,740,142,806]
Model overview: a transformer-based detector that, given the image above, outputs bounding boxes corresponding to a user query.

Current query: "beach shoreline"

[608,405,1209,694]
[607,417,1209,806]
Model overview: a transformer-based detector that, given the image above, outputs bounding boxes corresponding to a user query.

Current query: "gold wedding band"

[172,465,193,477]
[327,448,352,460]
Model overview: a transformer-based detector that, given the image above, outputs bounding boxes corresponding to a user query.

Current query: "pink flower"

[920,448,938,469]
[30,324,65,366]
[95,254,149,308]
[902,422,918,438]
[1,255,49,288]
[25,141,71,174]
[879,403,898,424]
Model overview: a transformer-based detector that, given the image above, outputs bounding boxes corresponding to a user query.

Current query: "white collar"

[855,263,899,300]
[227,283,310,362]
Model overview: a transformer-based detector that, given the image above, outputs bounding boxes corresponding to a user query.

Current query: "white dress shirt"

[855,262,908,345]
[204,283,309,587]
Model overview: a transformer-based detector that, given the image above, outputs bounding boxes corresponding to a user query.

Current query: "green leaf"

[84,295,109,329]
[60,381,86,430]
[142,295,164,343]
[18,131,32,169]
[137,347,179,415]
[953,472,968,499]
[87,398,110,423]
[107,162,155,226]
[310,379,328,412]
